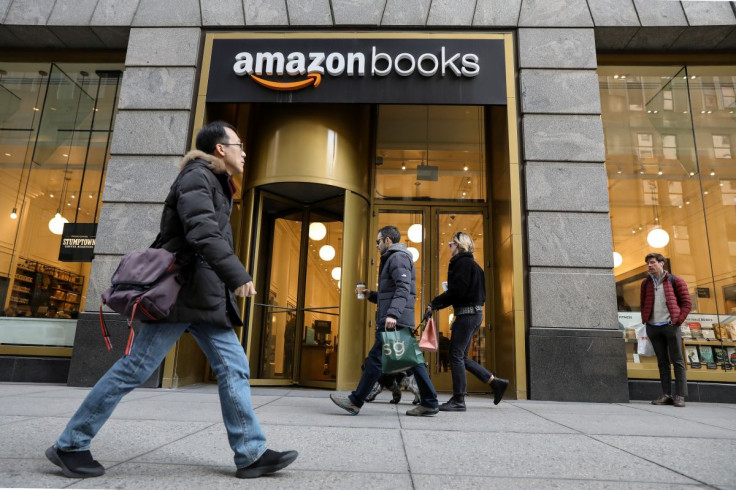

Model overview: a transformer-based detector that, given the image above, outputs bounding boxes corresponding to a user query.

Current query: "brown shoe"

[651,394,674,405]
[673,395,686,407]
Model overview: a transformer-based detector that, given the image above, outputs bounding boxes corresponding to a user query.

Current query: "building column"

[519,28,628,402]
[67,27,201,386]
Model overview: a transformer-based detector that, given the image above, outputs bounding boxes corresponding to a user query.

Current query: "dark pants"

[350,327,438,409]
[450,312,492,396]
[646,322,687,397]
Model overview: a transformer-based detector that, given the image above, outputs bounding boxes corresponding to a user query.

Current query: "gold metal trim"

[0,346,72,357]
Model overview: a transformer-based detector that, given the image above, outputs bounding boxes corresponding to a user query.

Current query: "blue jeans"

[450,312,492,396]
[56,322,267,468]
[349,327,438,409]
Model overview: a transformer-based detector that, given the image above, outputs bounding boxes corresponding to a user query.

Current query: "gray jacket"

[367,243,417,330]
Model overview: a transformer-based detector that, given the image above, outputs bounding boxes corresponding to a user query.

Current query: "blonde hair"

[453,232,475,253]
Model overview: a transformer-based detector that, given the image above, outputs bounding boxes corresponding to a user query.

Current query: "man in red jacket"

[640,253,692,407]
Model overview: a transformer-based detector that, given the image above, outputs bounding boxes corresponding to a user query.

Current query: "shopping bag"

[635,324,655,356]
[419,317,438,352]
[381,327,425,373]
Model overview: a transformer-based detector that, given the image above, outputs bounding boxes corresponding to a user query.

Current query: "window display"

[600,65,736,382]
[0,61,123,351]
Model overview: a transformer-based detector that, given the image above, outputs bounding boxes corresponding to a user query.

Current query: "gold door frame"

[165,32,523,395]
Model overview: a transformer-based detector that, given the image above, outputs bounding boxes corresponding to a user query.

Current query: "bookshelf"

[8,257,83,317]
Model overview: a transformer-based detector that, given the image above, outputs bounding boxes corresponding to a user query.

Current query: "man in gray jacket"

[330,225,439,416]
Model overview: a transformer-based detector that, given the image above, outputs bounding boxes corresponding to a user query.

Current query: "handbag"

[380,326,425,373]
[635,324,655,357]
[100,248,182,355]
[418,316,438,352]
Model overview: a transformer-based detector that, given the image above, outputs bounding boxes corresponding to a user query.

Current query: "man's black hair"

[195,120,237,155]
[378,225,400,244]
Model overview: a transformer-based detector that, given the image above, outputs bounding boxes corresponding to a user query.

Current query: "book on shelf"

[698,345,715,364]
[685,345,700,364]
[688,322,703,339]
[727,347,736,365]
[680,323,692,339]
[701,328,717,341]
[713,347,727,364]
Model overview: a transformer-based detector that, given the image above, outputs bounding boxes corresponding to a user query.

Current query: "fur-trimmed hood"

[179,150,228,174]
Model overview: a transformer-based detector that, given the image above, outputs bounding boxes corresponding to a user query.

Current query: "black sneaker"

[439,396,466,412]
[235,449,299,479]
[490,377,509,405]
[45,445,105,478]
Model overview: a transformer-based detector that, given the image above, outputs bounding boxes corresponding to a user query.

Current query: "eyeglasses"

[221,142,243,150]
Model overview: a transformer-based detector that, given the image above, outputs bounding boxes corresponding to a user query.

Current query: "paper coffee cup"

[356,282,366,299]
[442,281,448,292]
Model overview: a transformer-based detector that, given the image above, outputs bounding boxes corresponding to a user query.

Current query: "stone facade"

[2,0,734,401]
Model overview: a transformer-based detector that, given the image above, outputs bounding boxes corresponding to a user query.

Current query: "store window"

[0,62,122,349]
[599,65,736,382]
[375,105,486,201]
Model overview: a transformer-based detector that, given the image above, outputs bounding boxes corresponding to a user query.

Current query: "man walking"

[330,225,439,416]
[45,121,297,479]
[640,253,692,407]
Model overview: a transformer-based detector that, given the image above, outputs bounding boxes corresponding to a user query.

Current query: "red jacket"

[640,272,692,325]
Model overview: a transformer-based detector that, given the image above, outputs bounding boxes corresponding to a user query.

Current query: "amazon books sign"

[207,37,506,105]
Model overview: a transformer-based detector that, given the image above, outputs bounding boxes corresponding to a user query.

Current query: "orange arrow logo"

[249,72,322,91]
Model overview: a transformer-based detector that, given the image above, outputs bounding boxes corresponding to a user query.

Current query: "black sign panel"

[207,37,507,105]
[59,223,97,262]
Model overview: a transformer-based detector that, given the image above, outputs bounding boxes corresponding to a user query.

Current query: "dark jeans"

[450,312,492,396]
[646,322,687,397]
[350,327,438,409]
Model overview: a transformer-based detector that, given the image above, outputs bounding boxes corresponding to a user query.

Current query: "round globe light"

[309,222,327,240]
[613,251,623,268]
[407,246,420,263]
[331,267,342,280]
[10,207,18,219]
[407,223,423,243]
[647,228,670,248]
[48,212,68,235]
[319,244,336,261]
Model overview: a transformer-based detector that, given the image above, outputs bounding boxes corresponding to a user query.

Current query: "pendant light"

[49,174,70,235]
[645,181,669,248]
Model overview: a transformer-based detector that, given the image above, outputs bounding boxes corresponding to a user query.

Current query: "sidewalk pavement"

[0,382,735,489]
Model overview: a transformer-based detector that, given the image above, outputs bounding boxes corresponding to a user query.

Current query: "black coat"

[429,252,485,311]
[367,244,417,330]
[155,150,250,327]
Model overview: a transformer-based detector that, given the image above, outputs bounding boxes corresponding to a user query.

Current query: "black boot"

[490,377,509,405]
[439,395,466,412]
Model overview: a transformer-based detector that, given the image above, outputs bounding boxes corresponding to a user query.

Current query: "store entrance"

[251,185,345,388]
[373,206,492,393]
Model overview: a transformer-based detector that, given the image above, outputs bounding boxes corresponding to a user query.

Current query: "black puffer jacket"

[429,252,485,311]
[367,244,417,330]
[155,150,250,327]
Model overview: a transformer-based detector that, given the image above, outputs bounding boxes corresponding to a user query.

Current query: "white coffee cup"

[442,281,448,292]
[356,282,366,299]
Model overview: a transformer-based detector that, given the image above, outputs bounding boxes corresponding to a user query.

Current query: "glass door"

[374,206,490,393]
[254,191,343,387]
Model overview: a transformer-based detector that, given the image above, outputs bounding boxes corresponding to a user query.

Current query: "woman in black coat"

[427,231,508,411]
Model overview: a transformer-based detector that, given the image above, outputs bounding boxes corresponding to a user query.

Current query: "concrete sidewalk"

[0,382,735,489]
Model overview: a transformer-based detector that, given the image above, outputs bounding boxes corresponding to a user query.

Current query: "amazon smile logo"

[233,46,480,92]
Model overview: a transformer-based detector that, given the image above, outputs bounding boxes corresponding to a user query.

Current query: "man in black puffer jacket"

[330,225,439,417]
[46,122,297,480]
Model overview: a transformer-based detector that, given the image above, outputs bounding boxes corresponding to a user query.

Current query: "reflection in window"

[713,134,732,159]
[375,105,486,201]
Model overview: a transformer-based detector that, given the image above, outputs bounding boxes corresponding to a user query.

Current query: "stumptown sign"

[206,35,507,105]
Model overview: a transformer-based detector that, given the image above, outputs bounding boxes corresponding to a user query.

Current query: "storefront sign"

[207,37,507,105]
[59,223,97,262]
